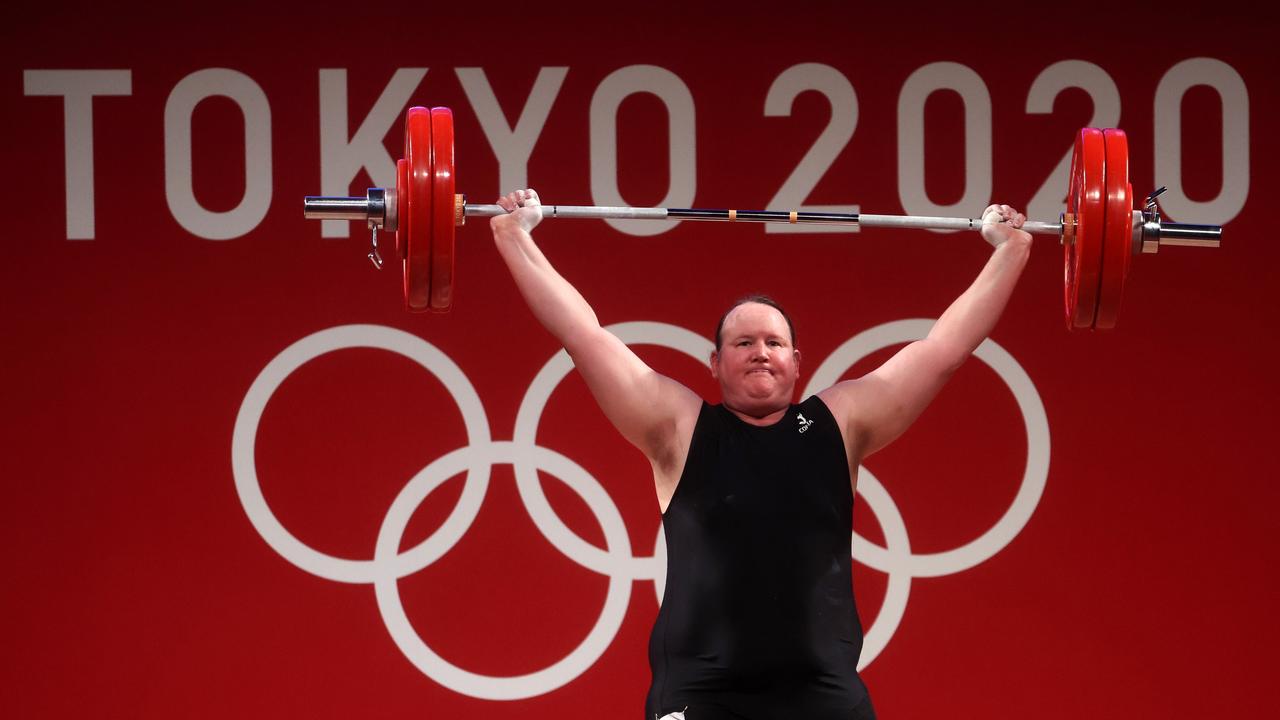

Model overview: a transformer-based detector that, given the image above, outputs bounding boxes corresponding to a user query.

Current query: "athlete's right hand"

[979,203,1031,249]
[491,188,543,235]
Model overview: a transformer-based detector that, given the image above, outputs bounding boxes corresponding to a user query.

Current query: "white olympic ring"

[232,324,493,584]
[374,441,632,699]
[232,319,1049,697]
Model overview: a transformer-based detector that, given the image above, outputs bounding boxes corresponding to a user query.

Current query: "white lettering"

[589,65,696,236]
[897,62,992,229]
[457,66,568,195]
[164,68,273,240]
[318,68,427,238]
[23,69,132,239]
[1154,58,1249,224]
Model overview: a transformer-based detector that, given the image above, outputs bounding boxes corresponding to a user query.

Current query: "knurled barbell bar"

[303,106,1222,330]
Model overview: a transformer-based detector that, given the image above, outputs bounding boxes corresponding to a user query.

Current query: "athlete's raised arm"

[490,189,702,501]
[819,204,1034,460]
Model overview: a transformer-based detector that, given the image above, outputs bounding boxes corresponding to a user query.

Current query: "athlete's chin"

[747,377,795,397]
[732,385,791,410]
[739,383,777,401]
[721,375,793,408]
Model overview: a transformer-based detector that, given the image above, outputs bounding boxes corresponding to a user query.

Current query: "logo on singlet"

[797,413,814,433]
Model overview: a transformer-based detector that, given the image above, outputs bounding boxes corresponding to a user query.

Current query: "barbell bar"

[303,106,1222,330]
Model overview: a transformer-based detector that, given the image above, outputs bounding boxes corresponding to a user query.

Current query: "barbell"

[303,106,1222,330]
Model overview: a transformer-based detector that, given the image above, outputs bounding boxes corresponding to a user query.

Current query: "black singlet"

[646,396,875,720]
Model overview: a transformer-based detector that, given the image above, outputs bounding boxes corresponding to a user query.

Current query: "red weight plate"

[1064,128,1106,330]
[428,107,456,313]
[403,107,433,312]
[1063,133,1085,328]
[395,158,408,260]
[1094,129,1131,329]
[1063,132,1084,327]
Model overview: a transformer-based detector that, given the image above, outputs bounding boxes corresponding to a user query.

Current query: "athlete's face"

[710,302,800,417]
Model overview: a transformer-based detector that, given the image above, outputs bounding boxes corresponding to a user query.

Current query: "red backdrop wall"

[4,2,1277,718]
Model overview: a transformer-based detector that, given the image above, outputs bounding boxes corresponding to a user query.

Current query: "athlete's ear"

[794,349,801,372]
[709,350,720,379]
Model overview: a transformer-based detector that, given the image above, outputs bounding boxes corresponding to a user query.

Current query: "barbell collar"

[1138,207,1222,254]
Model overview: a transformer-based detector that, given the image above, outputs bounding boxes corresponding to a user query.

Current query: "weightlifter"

[489,188,1032,720]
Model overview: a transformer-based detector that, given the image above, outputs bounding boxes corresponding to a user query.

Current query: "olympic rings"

[231,324,492,584]
[232,319,1049,698]
[373,441,633,699]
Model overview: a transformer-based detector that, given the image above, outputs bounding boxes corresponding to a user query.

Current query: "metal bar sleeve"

[303,197,370,220]
[1158,223,1222,247]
